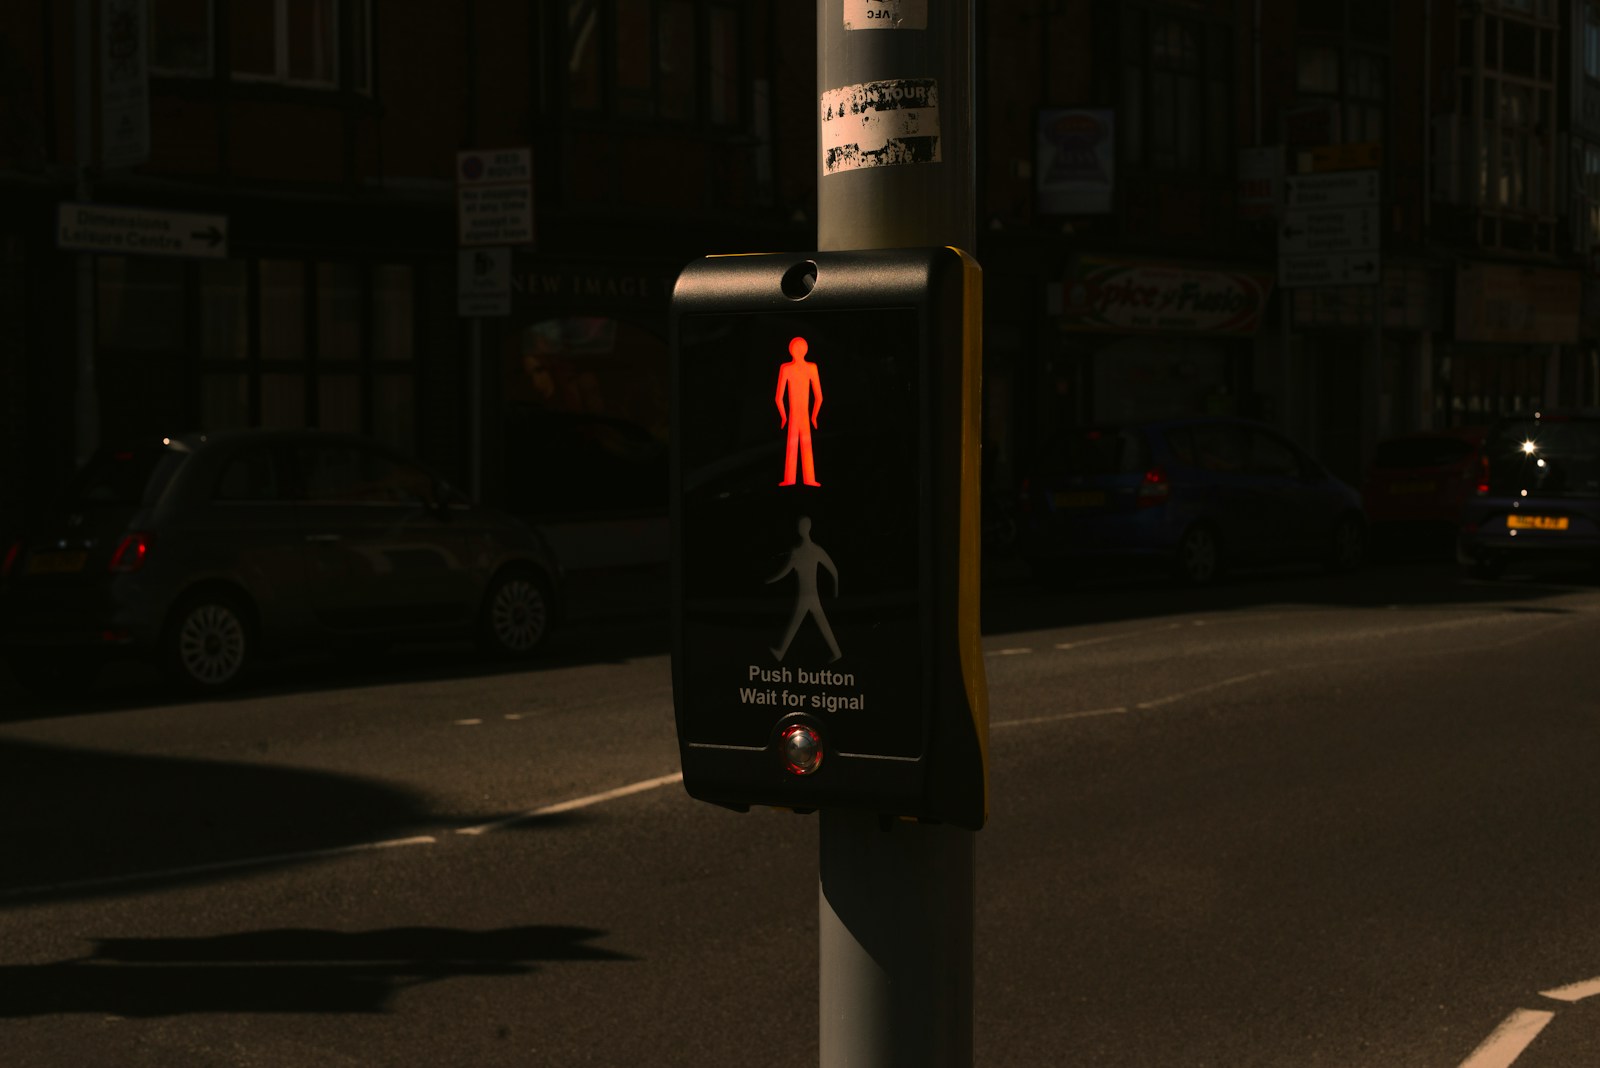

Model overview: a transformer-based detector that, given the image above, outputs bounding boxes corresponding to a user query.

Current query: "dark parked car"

[1017,416,1366,584]
[1362,426,1486,530]
[0,430,563,692]
[1457,411,1600,578]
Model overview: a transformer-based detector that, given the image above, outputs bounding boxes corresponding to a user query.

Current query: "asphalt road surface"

[3,555,1600,1066]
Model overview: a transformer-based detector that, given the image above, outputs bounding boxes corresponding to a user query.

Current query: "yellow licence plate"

[25,550,88,574]
[1506,515,1568,531]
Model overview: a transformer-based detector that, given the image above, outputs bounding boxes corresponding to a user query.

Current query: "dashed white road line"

[1459,1008,1557,1068]
[1541,976,1600,1002]
[1458,975,1600,1067]
[1133,670,1278,710]
[993,706,1128,728]
[456,772,684,836]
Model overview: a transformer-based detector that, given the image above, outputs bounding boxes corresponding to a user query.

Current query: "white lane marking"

[456,771,685,836]
[1458,1008,1556,1068]
[1135,670,1278,710]
[1049,616,1284,653]
[454,718,483,726]
[1053,624,1183,652]
[994,707,1128,728]
[987,647,1033,657]
[1540,975,1600,1002]
[0,835,438,902]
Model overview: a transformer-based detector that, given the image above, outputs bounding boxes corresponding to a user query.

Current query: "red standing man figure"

[775,336,823,486]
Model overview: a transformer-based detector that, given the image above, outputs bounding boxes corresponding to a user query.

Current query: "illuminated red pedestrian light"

[775,335,823,487]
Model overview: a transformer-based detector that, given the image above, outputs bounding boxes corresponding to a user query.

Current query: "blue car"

[1457,411,1600,578]
[1017,416,1366,584]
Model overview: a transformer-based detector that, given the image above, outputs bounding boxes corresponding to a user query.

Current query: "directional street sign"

[1284,169,1379,208]
[57,202,227,259]
[1279,168,1380,289]
[1279,205,1379,256]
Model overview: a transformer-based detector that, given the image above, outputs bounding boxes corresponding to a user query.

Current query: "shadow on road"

[0,926,631,1017]
[0,740,444,903]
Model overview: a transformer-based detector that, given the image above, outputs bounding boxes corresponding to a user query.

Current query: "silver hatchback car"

[1,429,563,692]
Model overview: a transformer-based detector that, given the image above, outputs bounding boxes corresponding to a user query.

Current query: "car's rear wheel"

[1173,524,1222,585]
[479,568,553,658]
[162,590,254,692]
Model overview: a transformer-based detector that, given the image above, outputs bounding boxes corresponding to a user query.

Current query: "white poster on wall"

[101,0,151,169]
[1036,109,1114,216]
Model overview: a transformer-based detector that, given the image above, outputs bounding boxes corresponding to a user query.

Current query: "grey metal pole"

[815,2,977,1065]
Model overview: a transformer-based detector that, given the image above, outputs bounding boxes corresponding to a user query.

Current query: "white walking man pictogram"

[766,516,841,662]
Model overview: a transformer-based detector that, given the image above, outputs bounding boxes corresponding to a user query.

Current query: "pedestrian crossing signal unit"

[669,246,988,830]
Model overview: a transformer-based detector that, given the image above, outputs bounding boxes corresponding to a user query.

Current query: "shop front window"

[502,316,669,518]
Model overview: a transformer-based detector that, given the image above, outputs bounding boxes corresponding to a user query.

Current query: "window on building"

[1586,145,1600,249]
[1586,1,1600,79]
[1293,0,1389,149]
[149,0,213,76]
[568,0,603,110]
[1121,7,1230,174]
[564,0,745,126]
[197,259,418,451]
[1452,4,1558,252]
[167,0,372,90]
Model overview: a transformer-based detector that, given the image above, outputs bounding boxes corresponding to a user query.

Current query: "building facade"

[5,0,1600,554]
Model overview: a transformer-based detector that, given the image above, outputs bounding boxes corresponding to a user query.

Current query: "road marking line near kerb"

[1459,1008,1556,1068]
[455,772,685,836]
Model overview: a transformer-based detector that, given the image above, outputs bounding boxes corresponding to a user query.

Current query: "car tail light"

[1,541,19,579]
[108,532,153,573]
[1138,467,1170,508]
[1475,454,1490,495]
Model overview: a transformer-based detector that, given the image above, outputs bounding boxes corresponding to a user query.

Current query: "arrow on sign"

[190,225,225,248]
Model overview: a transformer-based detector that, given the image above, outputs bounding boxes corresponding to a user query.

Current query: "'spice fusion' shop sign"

[1053,258,1273,335]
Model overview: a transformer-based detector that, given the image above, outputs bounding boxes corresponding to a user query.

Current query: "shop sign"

[1455,262,1580,345]
[1053,258,1273,336]
[510,256,680,308]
